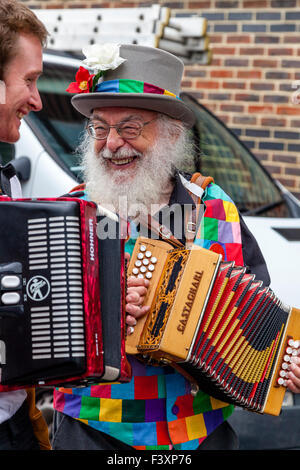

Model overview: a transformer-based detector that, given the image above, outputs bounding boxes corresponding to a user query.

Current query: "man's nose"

[105,127,126,153]
[29,85,42,112]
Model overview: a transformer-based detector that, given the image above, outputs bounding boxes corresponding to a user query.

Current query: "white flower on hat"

[81,43,126,73]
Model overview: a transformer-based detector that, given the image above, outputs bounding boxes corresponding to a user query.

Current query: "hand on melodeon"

[284,346,300,394]
[125,276,150,336]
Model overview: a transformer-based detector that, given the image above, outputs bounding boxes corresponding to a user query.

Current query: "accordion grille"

[27,215,85,361]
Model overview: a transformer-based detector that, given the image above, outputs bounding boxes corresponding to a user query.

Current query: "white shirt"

[0,390,27,424]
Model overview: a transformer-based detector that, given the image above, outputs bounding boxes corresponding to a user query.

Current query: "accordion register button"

[140,245,146,252]
[1,275,21,289]
[1,292,20,305]
[135,260,142,267]
[145,251,152,258]
[148,264,155,272]
[137,253,144,259]
[150,257,157,264]
[146,272,152,279]
[132,268,139,275]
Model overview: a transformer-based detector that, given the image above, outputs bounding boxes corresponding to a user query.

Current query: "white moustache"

[99,147,143,160]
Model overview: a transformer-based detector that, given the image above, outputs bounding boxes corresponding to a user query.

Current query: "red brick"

[261,118,287,126]
[268,48,294,56]
[250,82,275,91]
[253,59,278,67]
[248,105,274,113]
[237,70,262,79]
[210,70,234,78]
[223,81,246,89]
[263,164,283,175]
[210,58,222,66]
[243,0,267,6]
[212,47,236,55]
[220,103,245,112]
[216,114,230,124]
[273,154,298,164]
[235,93,260,102]
[196,80,220,89]
[240,47,265,55]
[277,177,297,188]
[227,35,252,44]
[277,106,300,115]
[233,115,257,125]
[181,80,193,88]
[283,36,300,43]
[187,1,211,7]
[208,35,224,44]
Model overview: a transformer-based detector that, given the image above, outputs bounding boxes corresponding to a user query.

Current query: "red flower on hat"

[66,66,95,94]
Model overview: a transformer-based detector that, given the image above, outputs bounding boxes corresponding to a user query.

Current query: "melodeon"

[0,196,131,390]
[126,237,300,416]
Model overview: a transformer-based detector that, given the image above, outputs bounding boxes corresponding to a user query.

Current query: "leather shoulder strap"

[190,172,214,193]
[70,182,86,193]
[183,172,214,248]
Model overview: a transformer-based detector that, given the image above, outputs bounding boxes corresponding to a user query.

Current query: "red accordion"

[0,196,131,390]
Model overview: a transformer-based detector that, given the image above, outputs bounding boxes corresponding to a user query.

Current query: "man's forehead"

[91,107,157,121]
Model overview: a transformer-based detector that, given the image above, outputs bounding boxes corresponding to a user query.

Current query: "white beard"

[80,118,193,219]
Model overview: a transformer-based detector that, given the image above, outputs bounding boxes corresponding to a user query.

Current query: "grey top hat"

[71,44,195,128]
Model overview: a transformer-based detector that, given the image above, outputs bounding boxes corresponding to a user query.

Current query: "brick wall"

[25,0,300,199]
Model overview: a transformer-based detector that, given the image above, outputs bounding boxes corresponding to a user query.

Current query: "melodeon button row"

[132,245,157,279]
[277,338,300,386]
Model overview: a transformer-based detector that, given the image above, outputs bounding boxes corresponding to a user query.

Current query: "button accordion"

[0,196,131,390]
[126,237,300,416]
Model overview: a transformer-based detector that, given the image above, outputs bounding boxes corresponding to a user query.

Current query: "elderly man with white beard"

[51,44,300,451]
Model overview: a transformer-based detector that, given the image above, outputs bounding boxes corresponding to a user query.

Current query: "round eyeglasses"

[86,118,157,140]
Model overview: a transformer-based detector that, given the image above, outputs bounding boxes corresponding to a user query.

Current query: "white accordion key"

[1,275,21,289]
[1,292,20,305]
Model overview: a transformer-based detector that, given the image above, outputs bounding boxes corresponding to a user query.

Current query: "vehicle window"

[26,61,86,181]
[181,93,290,218]
[0,142,15,165]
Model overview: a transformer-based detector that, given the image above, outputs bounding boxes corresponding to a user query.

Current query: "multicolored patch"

[94,79,179,99]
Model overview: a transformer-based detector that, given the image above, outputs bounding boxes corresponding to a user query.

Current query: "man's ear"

[169,119,184,143]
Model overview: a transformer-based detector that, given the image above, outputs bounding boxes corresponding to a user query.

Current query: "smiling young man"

[0,33,43,143]
[0,0,50,450]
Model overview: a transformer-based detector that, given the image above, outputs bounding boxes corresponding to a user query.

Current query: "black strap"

[0,163,18,197]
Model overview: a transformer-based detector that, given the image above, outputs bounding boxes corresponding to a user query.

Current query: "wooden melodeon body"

[126,237,300,416]
[0,196,130,390]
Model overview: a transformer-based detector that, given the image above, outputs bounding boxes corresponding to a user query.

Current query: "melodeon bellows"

[126,237,300,416]
[0,196,130,390]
